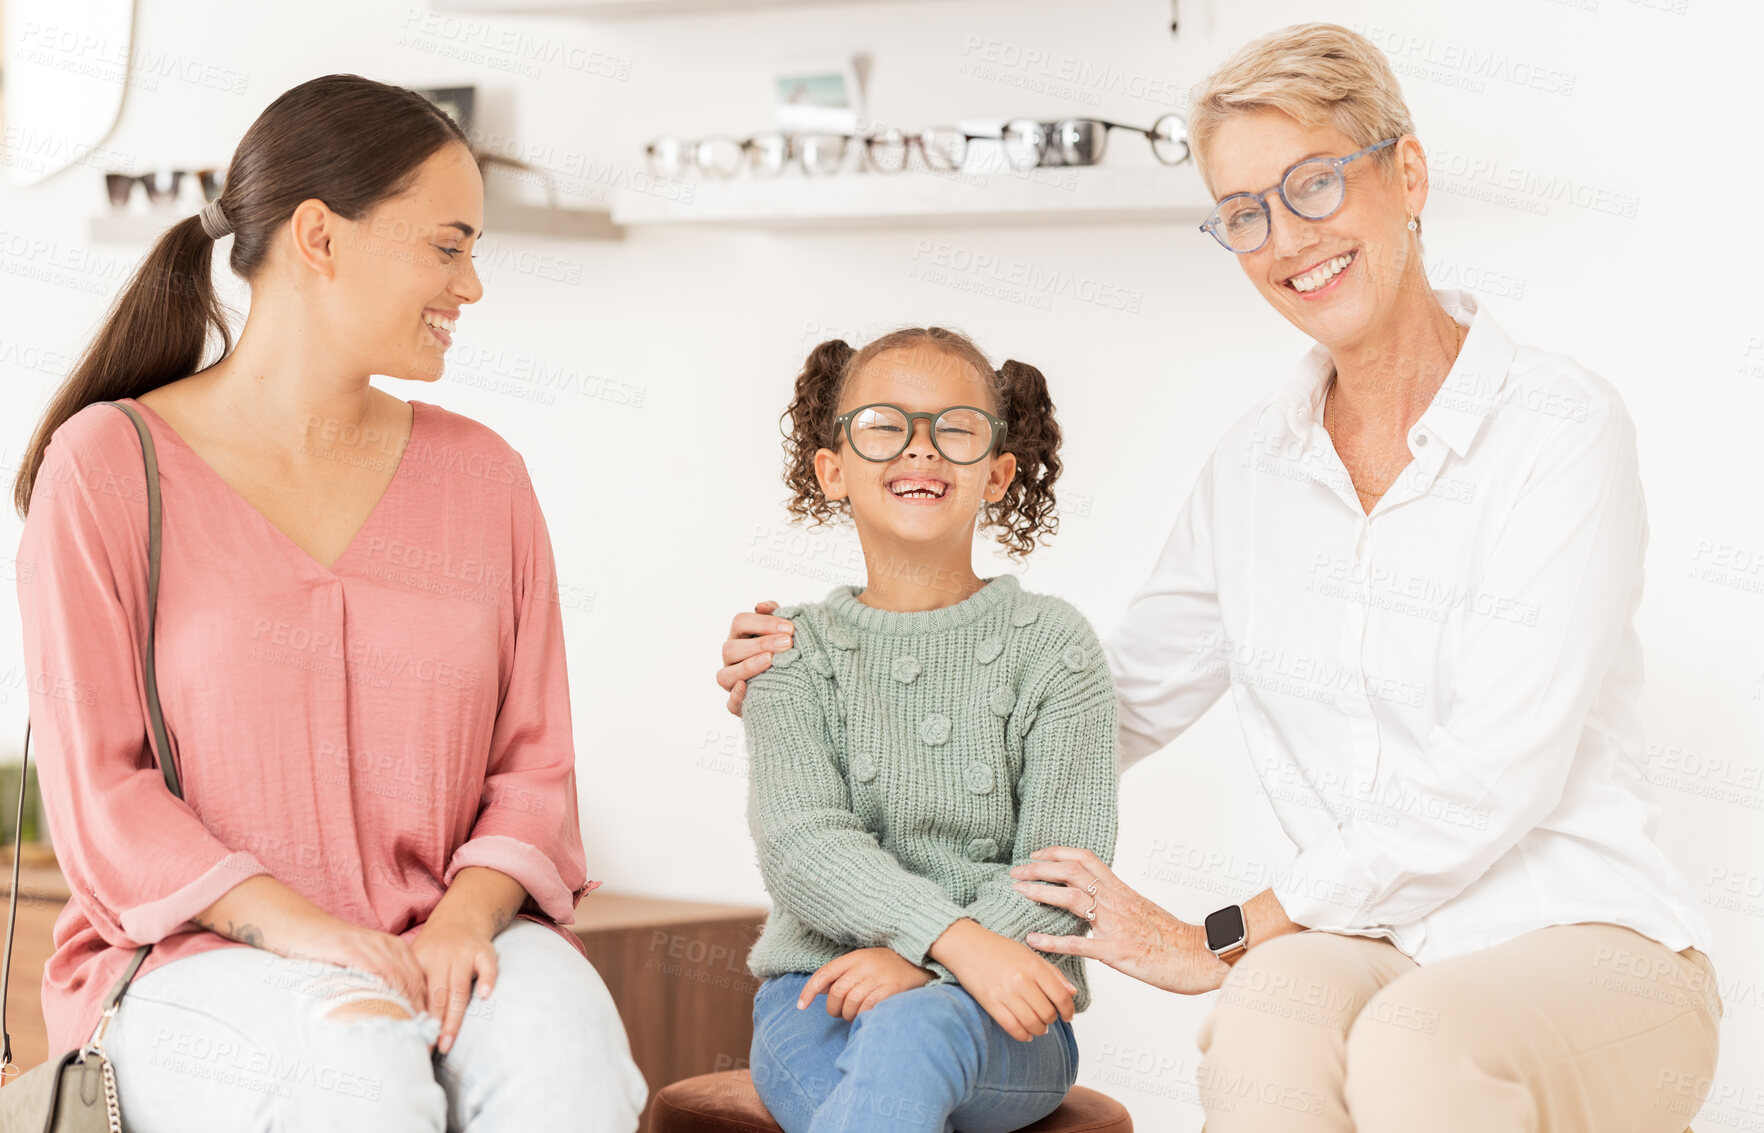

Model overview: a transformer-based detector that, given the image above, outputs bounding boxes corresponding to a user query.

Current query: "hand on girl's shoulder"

[744,600,831,690]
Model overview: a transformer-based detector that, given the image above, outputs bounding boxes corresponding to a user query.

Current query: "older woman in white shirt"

[717,22,1720,1132]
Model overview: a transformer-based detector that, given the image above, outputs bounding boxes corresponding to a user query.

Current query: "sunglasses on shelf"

[104,168,225,208]
[995,115,1190,171]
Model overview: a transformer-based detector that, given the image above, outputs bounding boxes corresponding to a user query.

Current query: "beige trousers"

[1194,923,1721,1133]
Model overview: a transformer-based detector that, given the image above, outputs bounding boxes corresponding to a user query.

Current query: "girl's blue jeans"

[749,972,1078,1133]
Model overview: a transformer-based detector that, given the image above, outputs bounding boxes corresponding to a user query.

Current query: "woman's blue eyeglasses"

[1198,137,1399,254]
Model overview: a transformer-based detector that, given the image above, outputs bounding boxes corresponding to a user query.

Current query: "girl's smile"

[887,474,951,502]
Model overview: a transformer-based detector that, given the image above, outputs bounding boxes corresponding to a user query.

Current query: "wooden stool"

[648,1070,1133,1132]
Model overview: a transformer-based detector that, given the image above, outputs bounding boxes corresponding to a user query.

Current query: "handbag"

[0,400,184,1133]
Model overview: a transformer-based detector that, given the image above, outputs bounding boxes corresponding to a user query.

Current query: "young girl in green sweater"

[741,327,1119,1133]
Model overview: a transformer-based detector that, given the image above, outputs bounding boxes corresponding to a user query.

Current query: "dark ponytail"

[989,359,1062,558]
[10,73,470,518]
[777,328,1064,560]
[781,338,855,527]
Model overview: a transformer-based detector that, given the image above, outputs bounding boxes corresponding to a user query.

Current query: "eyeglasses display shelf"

[432,0,904,16]
[89,196,621,246]
[608,164,1211,230]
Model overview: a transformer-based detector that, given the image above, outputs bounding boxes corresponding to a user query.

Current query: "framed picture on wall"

[772,56,863,135]
[416,85,477,133]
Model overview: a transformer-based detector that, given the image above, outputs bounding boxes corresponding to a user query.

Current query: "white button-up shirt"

[1104,287,1712,963]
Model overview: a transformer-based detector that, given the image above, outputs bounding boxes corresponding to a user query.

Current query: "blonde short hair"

[1189,23,1417,207]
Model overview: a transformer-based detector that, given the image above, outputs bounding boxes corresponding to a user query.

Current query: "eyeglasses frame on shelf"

[645,133,851,179]
[857,127,979,174]
[997,114,1191,171]
[646,129,990,179]
[643,117,1191,180]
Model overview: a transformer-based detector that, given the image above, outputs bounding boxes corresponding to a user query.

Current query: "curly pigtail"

[781,338,854,526]
[986,359,1063,559]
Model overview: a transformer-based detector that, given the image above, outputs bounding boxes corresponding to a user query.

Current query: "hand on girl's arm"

[413,865,530,1054]
[928,919,1076,1042]
[1011,851,1305,994]
[798,948,935,1020]
[1011,847,1228,994]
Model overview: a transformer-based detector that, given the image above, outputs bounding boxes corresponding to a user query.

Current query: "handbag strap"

[2,399,179,1070]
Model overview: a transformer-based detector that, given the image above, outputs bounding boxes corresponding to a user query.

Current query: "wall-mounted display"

[643,113,1189,181]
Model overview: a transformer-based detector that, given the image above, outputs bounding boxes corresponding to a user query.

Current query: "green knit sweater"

[742,573,1120,1012]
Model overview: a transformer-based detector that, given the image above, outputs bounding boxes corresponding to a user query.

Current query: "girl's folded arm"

[744,663,971,966]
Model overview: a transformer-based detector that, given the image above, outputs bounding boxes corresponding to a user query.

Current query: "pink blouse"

[14,395,596,1053]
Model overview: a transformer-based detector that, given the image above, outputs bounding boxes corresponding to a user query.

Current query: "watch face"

[1205,904,1247,952]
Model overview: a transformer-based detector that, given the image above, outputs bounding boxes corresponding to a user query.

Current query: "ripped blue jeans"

[103,919,648,1132]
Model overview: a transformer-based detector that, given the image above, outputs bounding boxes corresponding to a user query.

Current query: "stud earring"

[1407,214,1419,232]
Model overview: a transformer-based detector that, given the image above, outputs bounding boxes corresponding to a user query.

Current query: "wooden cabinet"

[0,860,69,1073]
[573,895,768,1128]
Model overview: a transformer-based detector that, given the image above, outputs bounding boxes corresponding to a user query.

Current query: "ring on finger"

[1083,898,1098,922]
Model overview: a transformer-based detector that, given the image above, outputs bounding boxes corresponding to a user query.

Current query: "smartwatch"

[1204,903,1248,964]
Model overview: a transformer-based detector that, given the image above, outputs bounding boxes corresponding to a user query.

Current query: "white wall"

[3,0,1760,1127]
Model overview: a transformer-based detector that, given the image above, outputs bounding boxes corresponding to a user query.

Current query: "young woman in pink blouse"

[10,74,646,1131]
